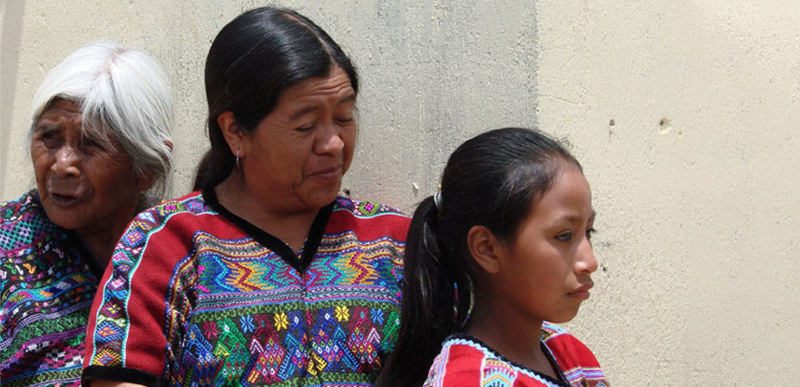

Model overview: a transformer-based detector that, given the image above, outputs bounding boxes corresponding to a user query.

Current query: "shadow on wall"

[0,0,25,195]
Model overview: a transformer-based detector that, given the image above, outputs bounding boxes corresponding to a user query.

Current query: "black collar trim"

[202,186,334,272]
[448,332,570,386]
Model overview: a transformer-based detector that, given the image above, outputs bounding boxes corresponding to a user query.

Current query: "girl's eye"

[336,116,354,124]
[586,228,597,241]
[555,232,573,242]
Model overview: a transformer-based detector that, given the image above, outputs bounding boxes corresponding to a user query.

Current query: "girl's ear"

[467,225,504,274]
[217,111,245,158]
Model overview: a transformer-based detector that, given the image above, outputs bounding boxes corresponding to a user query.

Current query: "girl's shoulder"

[540,322,608,387]
[425,333,570,387]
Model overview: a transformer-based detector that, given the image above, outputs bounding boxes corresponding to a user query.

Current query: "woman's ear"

[467,225,504,275]
[136,174,155,192]
[217,111,245,157]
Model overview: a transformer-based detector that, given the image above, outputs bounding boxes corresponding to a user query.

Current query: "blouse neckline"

[201,185,334,272]
[447,332,570,386]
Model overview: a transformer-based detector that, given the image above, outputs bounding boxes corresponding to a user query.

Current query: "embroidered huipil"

[1,190,103,387]
[424,322,608,387]
[83,189,409,386]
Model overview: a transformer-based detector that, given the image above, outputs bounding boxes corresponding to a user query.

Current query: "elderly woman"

[0,42,173,386]
[83,7,409,387]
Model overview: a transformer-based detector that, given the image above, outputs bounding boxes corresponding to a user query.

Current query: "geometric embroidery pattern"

[0,190,102,387]
[87,192,409,386]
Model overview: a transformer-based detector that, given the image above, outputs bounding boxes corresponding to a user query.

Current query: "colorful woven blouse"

[1,189,103,387]
[83,189,409,386]
[424,323,608,387]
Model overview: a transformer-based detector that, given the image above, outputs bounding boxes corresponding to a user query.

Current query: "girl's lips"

[568,290,591,300]
[568,282,594,299]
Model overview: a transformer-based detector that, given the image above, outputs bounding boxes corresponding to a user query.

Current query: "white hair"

[29,40,174,198]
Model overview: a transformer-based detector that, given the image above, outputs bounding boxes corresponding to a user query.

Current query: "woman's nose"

[314,124,345,155]
[52,145,81,178]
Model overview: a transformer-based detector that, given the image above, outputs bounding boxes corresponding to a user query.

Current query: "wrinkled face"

[31,98,143,237]
[239,66,357,213]
[496,163,598,324]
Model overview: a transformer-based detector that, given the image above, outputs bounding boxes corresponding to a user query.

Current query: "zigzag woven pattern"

[0,190,100,387]
[88,192,409,386]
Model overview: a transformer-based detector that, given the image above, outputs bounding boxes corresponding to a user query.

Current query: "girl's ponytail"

[378,195,464,387]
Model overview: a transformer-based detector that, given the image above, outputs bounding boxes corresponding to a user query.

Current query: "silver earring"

[235,149,240,168]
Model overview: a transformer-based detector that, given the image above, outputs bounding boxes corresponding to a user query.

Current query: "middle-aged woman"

[83,7,410,387]
[0,41,174,386]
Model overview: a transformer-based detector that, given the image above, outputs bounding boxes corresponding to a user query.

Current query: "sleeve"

[545,330,608,386]
[82,209,195,386]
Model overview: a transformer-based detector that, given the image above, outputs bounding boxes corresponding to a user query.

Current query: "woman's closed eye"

[335,115,354,124]
[296,123,315,132]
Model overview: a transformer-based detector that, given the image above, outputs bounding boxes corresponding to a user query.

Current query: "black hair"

[193,6,358,190]
[377,127,582,386]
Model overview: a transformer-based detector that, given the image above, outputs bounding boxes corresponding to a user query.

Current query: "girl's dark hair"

[193,6,358,190]
[377,127,581,386]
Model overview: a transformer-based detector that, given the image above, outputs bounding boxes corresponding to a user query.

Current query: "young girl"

[379,128,608,386]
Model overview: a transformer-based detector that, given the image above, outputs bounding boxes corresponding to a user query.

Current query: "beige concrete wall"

[538,1,800,385]
[0,0,538,210]
[2,0,798,385]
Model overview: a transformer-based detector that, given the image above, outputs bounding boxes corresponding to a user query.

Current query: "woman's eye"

[297,124,314,132]
[336,116,354,124]
[81,137,103,152]
[586,228,597,240]
[35,131,60,148]
[555,232,573,242]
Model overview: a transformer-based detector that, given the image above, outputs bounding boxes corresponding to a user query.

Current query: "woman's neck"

[74,207,138,266]
[215,174,318,252]
[466,296,557,379]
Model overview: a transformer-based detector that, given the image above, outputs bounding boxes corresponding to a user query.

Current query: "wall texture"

[538,1,800,384]
[0,0,539,212]
[1,0,799,384]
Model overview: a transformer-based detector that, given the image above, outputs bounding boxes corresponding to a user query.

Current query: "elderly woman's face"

[238,66,356,213]
[31,99,144,236]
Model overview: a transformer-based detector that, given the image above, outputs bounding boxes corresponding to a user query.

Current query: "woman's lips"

[48,192,81,207]
[310,166,343,182]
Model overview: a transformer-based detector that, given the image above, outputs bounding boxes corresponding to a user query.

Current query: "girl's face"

[494,162,598,325]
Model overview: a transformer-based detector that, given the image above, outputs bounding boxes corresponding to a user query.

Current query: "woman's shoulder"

[328,195,410,239]
[136,190,212,219]
[0,190,60,250]
[121,191,215,238]
[1,189,42,221]
[332,194,408,218]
